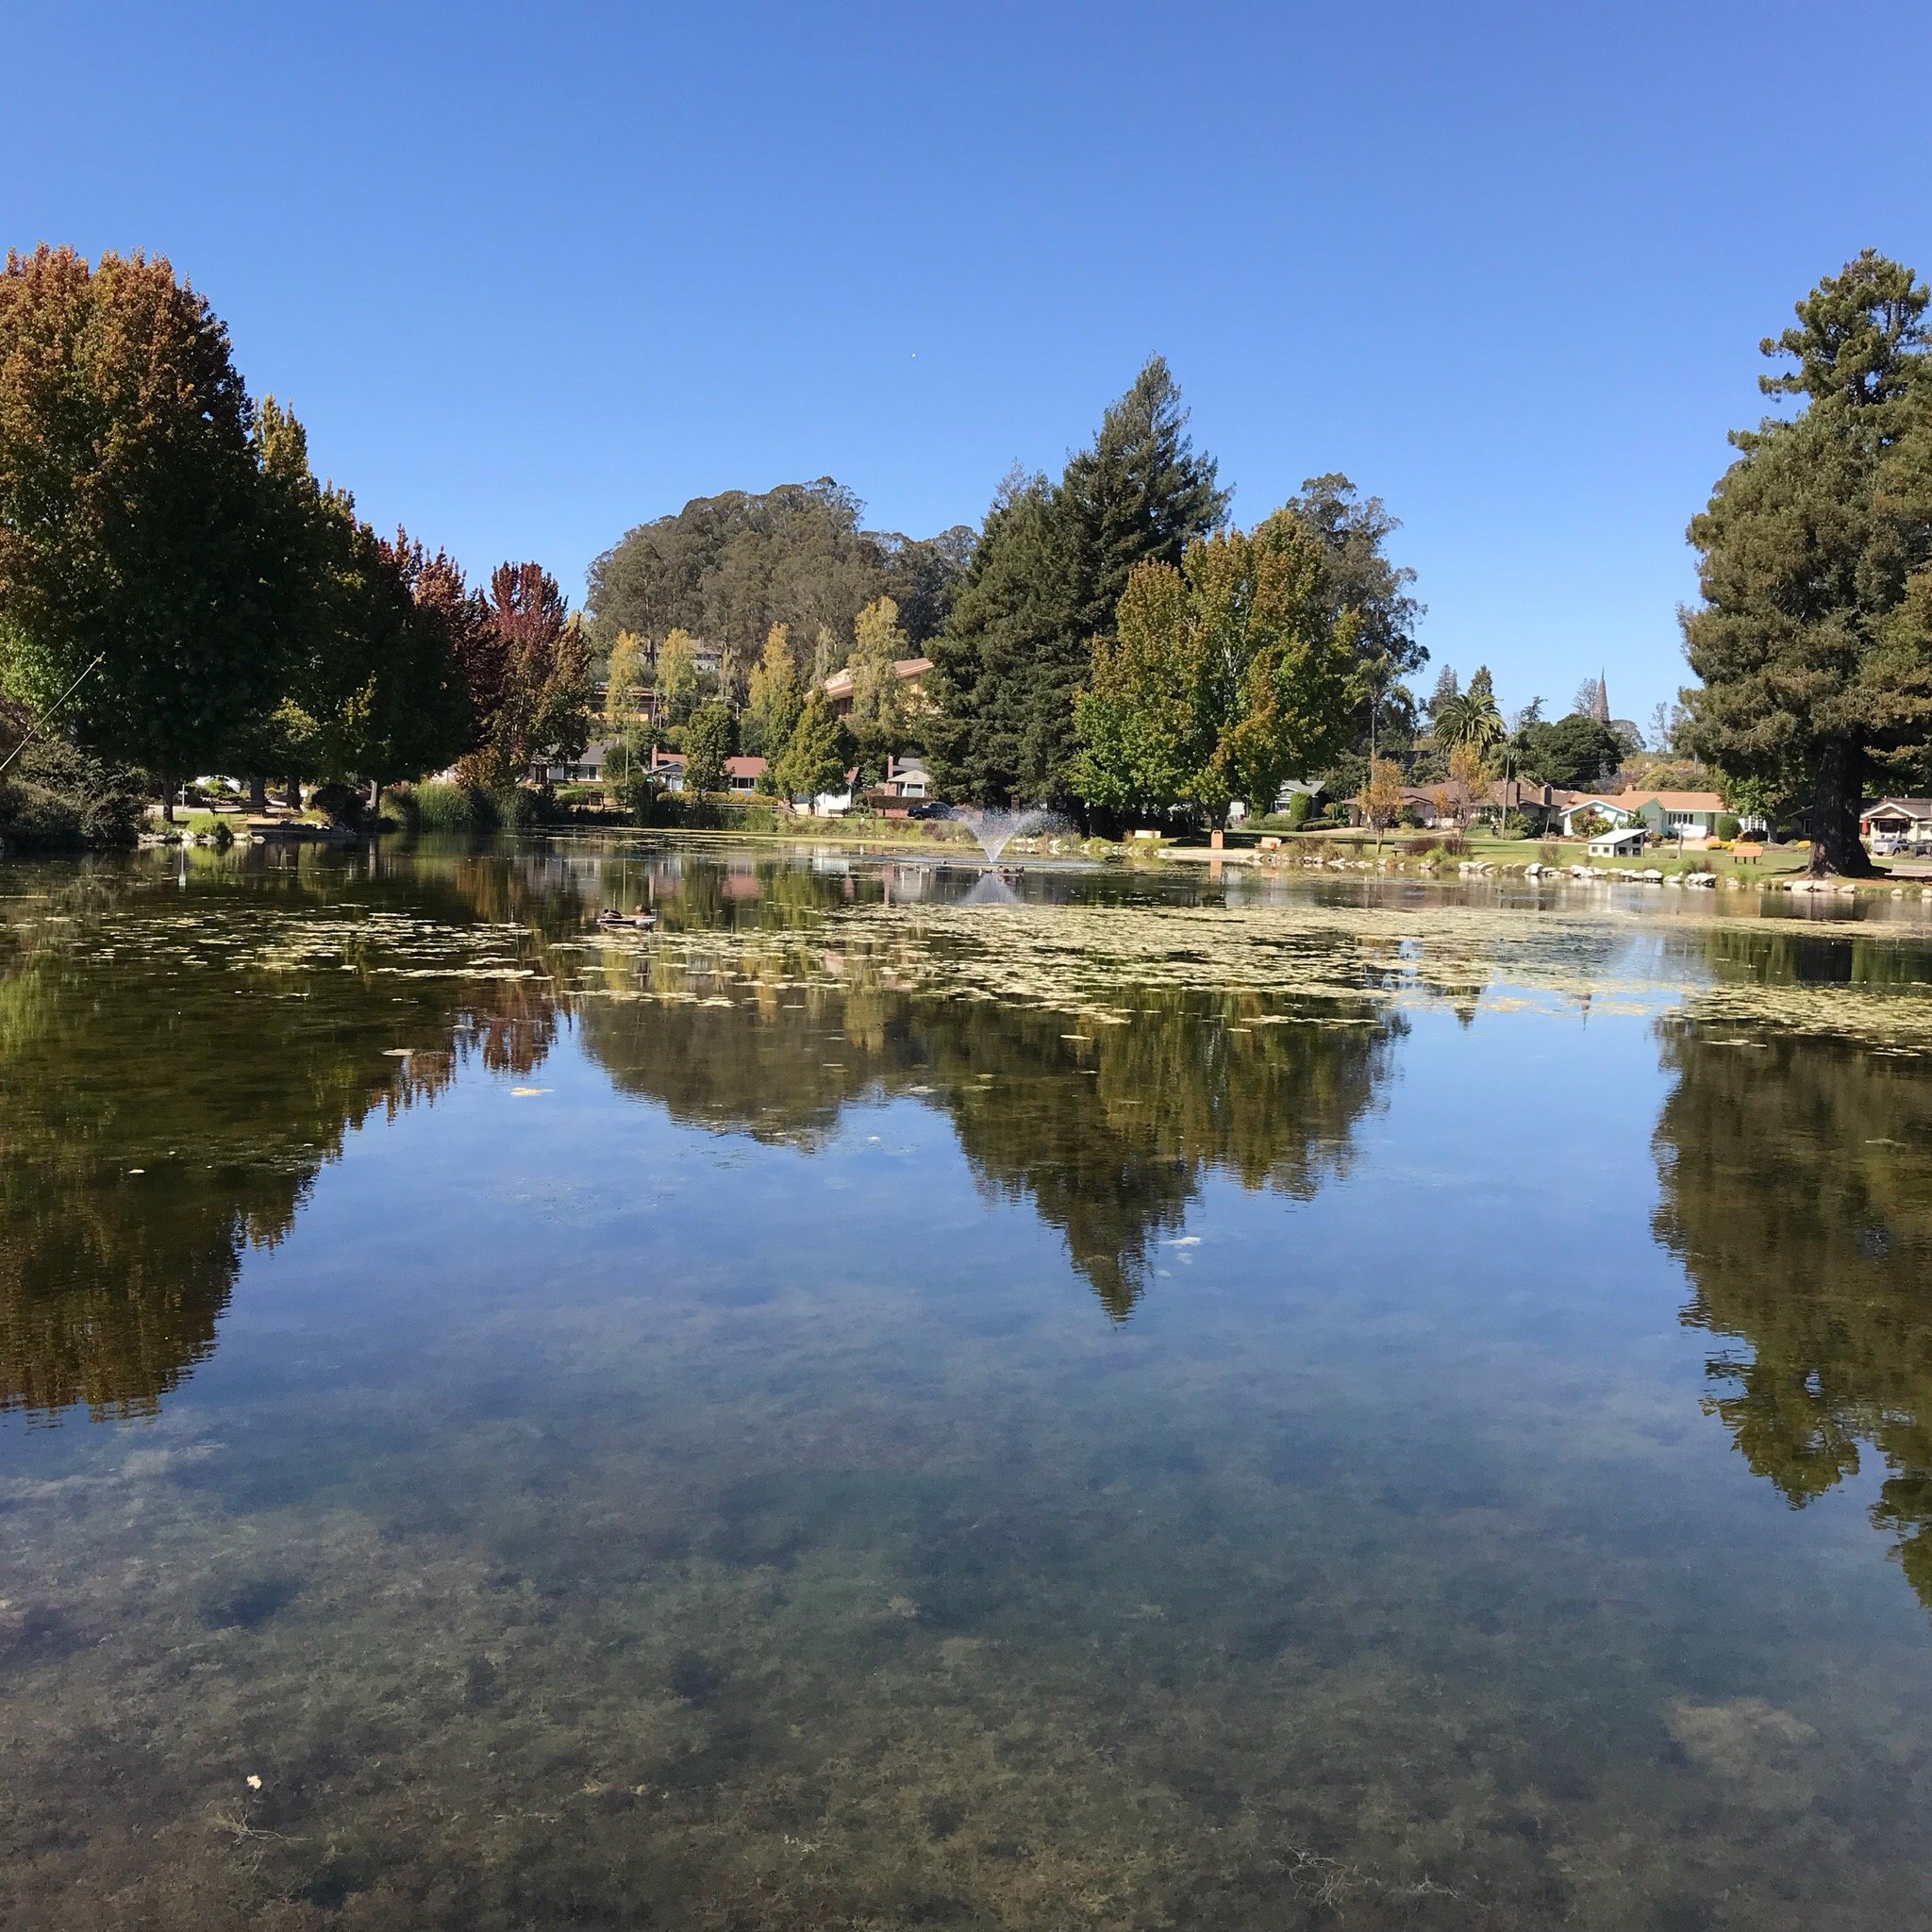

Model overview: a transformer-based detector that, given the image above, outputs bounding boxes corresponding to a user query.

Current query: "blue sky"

[8,0,1928,725]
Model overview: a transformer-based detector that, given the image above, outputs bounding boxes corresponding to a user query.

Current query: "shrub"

[405,780,498,833]
[308,782,368,828]
[0,738,141,847]
[1538,841,1562,865]
[494,787,544,832]
[1715,812,1741,841]
[0,778,84,848]
[1286,791,1313,828]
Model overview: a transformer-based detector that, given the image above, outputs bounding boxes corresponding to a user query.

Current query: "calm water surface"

[4,840,1932,1929]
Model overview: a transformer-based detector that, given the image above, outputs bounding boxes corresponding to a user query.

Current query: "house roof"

[1606,789,1725,812]
[724,756,767,777]
[820,656,933,699]
[1865,796,1932,818]
[1587,824,1645,843]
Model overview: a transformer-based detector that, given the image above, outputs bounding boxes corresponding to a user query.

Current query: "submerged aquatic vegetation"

[3,846,1932,1926]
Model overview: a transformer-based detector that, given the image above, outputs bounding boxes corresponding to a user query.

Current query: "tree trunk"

[283,777,303,811]
[1808,740,1877,876]
[367,776,382,816]
[248,774,267,814]
[159,775,176,824]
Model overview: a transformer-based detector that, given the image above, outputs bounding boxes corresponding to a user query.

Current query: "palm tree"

[1433,684,1507,832]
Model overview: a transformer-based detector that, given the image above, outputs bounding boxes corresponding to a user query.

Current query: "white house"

[1558,793,1637,836]
[537,741,611,785]
[1587,825,1646,858]
[1862,797,1932,849]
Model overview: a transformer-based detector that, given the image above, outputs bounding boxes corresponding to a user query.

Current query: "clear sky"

[8,0,1928,726]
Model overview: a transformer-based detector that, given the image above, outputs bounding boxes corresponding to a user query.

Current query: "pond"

[4,839,1932,1930]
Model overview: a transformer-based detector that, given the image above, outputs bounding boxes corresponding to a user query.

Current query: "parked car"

[907,800,951,820]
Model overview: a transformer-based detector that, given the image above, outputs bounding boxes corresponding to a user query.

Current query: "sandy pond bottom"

[3,841,1932,1928]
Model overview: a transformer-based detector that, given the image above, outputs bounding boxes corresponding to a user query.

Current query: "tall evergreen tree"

[924,471,1074,805]
[929,358,1225,806]
[1682,251,1932,874]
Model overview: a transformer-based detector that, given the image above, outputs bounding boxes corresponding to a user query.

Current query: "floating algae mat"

[4,841,1932,1928]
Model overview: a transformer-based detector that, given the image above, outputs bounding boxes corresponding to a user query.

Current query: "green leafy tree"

[1286,475,1425,756]
[1513,711,1625,790]
[1433,666,1506,760]
[0,246,289,814]
[772,690,849,810]
[1072,509,1357,827]
[683,702,733,794]
[1682,250,1932,875]
[585,480,966,682]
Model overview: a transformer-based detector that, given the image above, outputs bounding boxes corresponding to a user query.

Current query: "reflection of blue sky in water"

[3,844,1932,1927]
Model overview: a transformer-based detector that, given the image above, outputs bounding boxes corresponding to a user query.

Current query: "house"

[821,657,933,721]
[536,741,611,785]
[801,767,860,815]
[880,754,930,800]
[724,756,767,795]
[1487,776,1560,830]
[1587,825,1647,858]
[1556,790,1727,841]
[1622,790,1728,841]
[1273,777,1325,813]
[649,745,687,791]
[1557,792,1638,836]
[1861,797,1932,848]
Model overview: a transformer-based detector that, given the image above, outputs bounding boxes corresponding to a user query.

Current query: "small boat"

[595,908,658,929]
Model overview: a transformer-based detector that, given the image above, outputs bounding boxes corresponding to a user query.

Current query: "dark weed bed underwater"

[4,841,1932,1928]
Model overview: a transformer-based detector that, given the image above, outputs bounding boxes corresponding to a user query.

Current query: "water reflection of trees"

[580,977,1401,1319]
[2,844,1406,1416]
[0,869,558,1424]
[1654,1024,1932,1607]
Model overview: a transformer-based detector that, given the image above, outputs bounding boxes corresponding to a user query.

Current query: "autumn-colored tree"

[845,594,911,782]
[810,623,844,686]
[1446,740,1490,828]
[655,626,701,728]
[742,624,801,765]
[461,562,591,788]
[1357,756,1404,851]
[1072,508,1357,827]
[606,630,648,727]
[0,246,288,812]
